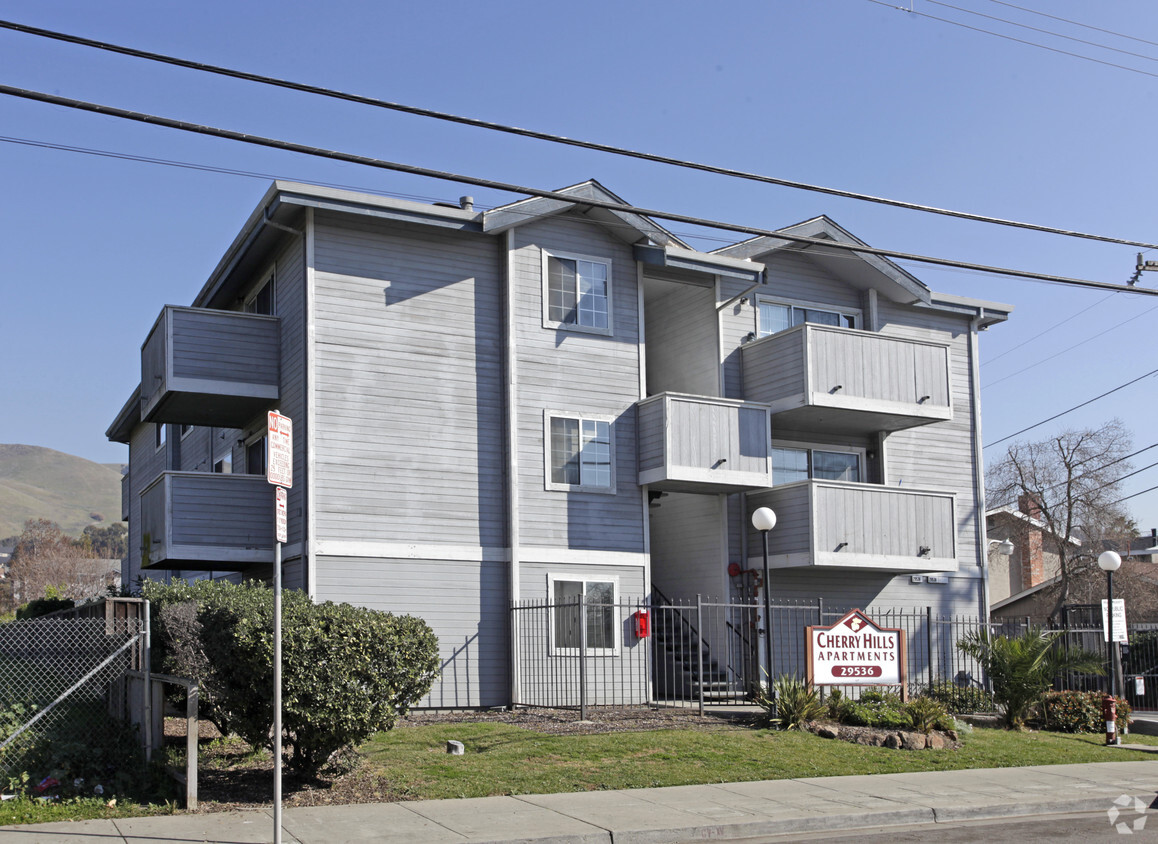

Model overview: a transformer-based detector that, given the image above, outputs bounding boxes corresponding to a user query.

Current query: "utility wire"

[869,0,1158,81]
[3,83,1157,298]
[983,291,1118,367]
[928,0,1158,64]
[3,18,1158,252]
[983,0,1158,50]
[984,367,1158,449]
[990,442,1158,511]
[1112,483,1158,506]
[982,300,1158,388]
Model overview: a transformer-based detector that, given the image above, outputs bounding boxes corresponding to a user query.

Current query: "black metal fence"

[510,596,1158,713]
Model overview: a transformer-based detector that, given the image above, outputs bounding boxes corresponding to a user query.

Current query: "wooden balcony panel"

[140,306,280,428]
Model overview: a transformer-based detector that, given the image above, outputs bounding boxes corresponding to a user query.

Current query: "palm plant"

[956,627,1103,730]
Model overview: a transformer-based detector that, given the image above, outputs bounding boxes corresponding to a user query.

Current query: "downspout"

[304,208,316,599]
[969,309,991,623]
[504,229,521,707]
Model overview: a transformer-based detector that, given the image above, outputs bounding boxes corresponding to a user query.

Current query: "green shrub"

[919,680,995,714]
[904,696,954,734]
[758,676,824,730]
[825,688,855,722]
[142,579,439,775]
[1041,690,1131,734]
[956,627,1104,729]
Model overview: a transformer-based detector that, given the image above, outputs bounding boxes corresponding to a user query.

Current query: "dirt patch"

[164,707,755,813]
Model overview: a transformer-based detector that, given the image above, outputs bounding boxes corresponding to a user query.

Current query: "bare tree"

[987,419,1136,618]
[8,518,108,604]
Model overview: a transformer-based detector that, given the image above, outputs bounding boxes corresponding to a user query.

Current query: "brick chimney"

[1018,494,1045,589]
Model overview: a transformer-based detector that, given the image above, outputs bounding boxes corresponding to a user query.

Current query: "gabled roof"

[482,180,688,247]
[986,505,1082,546]
[712,216,932,305]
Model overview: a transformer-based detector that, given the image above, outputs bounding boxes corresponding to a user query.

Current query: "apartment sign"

[807,609,906,687]
[267,411,293,488]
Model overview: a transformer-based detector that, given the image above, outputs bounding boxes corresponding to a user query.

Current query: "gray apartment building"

[107,180,1010,708]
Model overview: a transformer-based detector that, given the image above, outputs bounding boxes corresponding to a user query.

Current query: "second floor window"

[544,252,610,333]
[246,435,267,476]
[757,300,856,338]
[547,415,613,491]
[772,446,860,484]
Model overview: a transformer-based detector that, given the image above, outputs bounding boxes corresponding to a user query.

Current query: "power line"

[983,291,1118,367]
[990,442,1158,512]
[984,367,1158,449]
[3,19,1158,252]
[928,0,1158,65]
[982,300,1158,388]
[4,82,1158,299]
[982,0,1158,50]
[1112,483,1158,506]
[869,0,1158,81]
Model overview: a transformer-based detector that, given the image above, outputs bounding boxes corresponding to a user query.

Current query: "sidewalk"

[3,759,1156,843]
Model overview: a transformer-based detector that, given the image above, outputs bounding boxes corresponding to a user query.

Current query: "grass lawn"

[4,720,1156,826]
[357,722,1158,801]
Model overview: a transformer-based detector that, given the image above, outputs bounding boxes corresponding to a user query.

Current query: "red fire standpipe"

[1104,694,1118,746]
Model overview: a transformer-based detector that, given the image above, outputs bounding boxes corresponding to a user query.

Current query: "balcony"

[747,481,957,572]
[140,306,280,427]
[139,472,275,570]
[741,324,951,435]
[637,393,772,494]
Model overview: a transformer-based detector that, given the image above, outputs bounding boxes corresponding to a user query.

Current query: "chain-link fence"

[0,609,143,780]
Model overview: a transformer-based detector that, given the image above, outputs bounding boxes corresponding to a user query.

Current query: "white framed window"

[771,443,863,484]
[180,424,194,439]
[756,297,858,338]
[244,269,276,316]
[545,411,615,492]
[549,574,619,656]
[155,423,167,452]
[542,249,612,335]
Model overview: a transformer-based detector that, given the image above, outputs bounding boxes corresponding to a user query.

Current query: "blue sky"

[3,1,1157,529]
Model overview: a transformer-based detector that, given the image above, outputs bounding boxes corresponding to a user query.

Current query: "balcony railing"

[140,306,280,428]
[139,471,274,570]
[741,324,952,435]
[637,393,772,494]
[747,480,957,572]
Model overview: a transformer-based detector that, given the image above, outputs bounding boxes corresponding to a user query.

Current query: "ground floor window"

[550,576,618,655]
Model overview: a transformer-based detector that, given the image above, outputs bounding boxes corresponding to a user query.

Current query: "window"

[155,424,167,451]
[180,424,194,439]
[246,435,267,476]
[772,446,861,484]
[757,299,856,338]
[543,251,611,334]
[546,414,613,491]
[551,576,618,654]
[244,271,275,316]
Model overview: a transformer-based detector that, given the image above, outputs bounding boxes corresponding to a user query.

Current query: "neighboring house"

[107,180,1010,708]
[985,495,1079,607]
[1127,529,1158,563]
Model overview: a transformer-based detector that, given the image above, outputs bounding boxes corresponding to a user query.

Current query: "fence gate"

[0,606,144,778]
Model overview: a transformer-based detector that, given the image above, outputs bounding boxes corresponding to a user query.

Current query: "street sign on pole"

[275,486,287,544]
[267,411,293,488]
[1102,598,1128,643]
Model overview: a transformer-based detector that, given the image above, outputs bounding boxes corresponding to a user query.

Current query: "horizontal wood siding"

[167,473,273,547]
[126,421,170,584]
[876,302,980,587]
[169,308,280,384]
[718,278,756,399]
[747,486,813,558]
[764,251,864,310]
[648,494,725,601]
[643,276,718,396]
[315,555,508,708]
[760,569,984,615]
[512,215,644,552]
[311,212,505,549]
[270,234,307,555]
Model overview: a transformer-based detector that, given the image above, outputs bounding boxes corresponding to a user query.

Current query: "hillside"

[0,444,124,538]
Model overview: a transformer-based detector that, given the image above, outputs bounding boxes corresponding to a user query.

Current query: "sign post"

[807,609,907,699]
[266,411,292,844]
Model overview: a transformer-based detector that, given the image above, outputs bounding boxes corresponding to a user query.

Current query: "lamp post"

[751,507,777,691]
[1098,550,1123,699]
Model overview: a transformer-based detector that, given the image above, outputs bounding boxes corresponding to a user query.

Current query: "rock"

[884,733,902,749]
[900,732,927,750]
[926,732,946,750]
[446,740,465,755]
[947,729,959,742]
[816,725,840,739]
